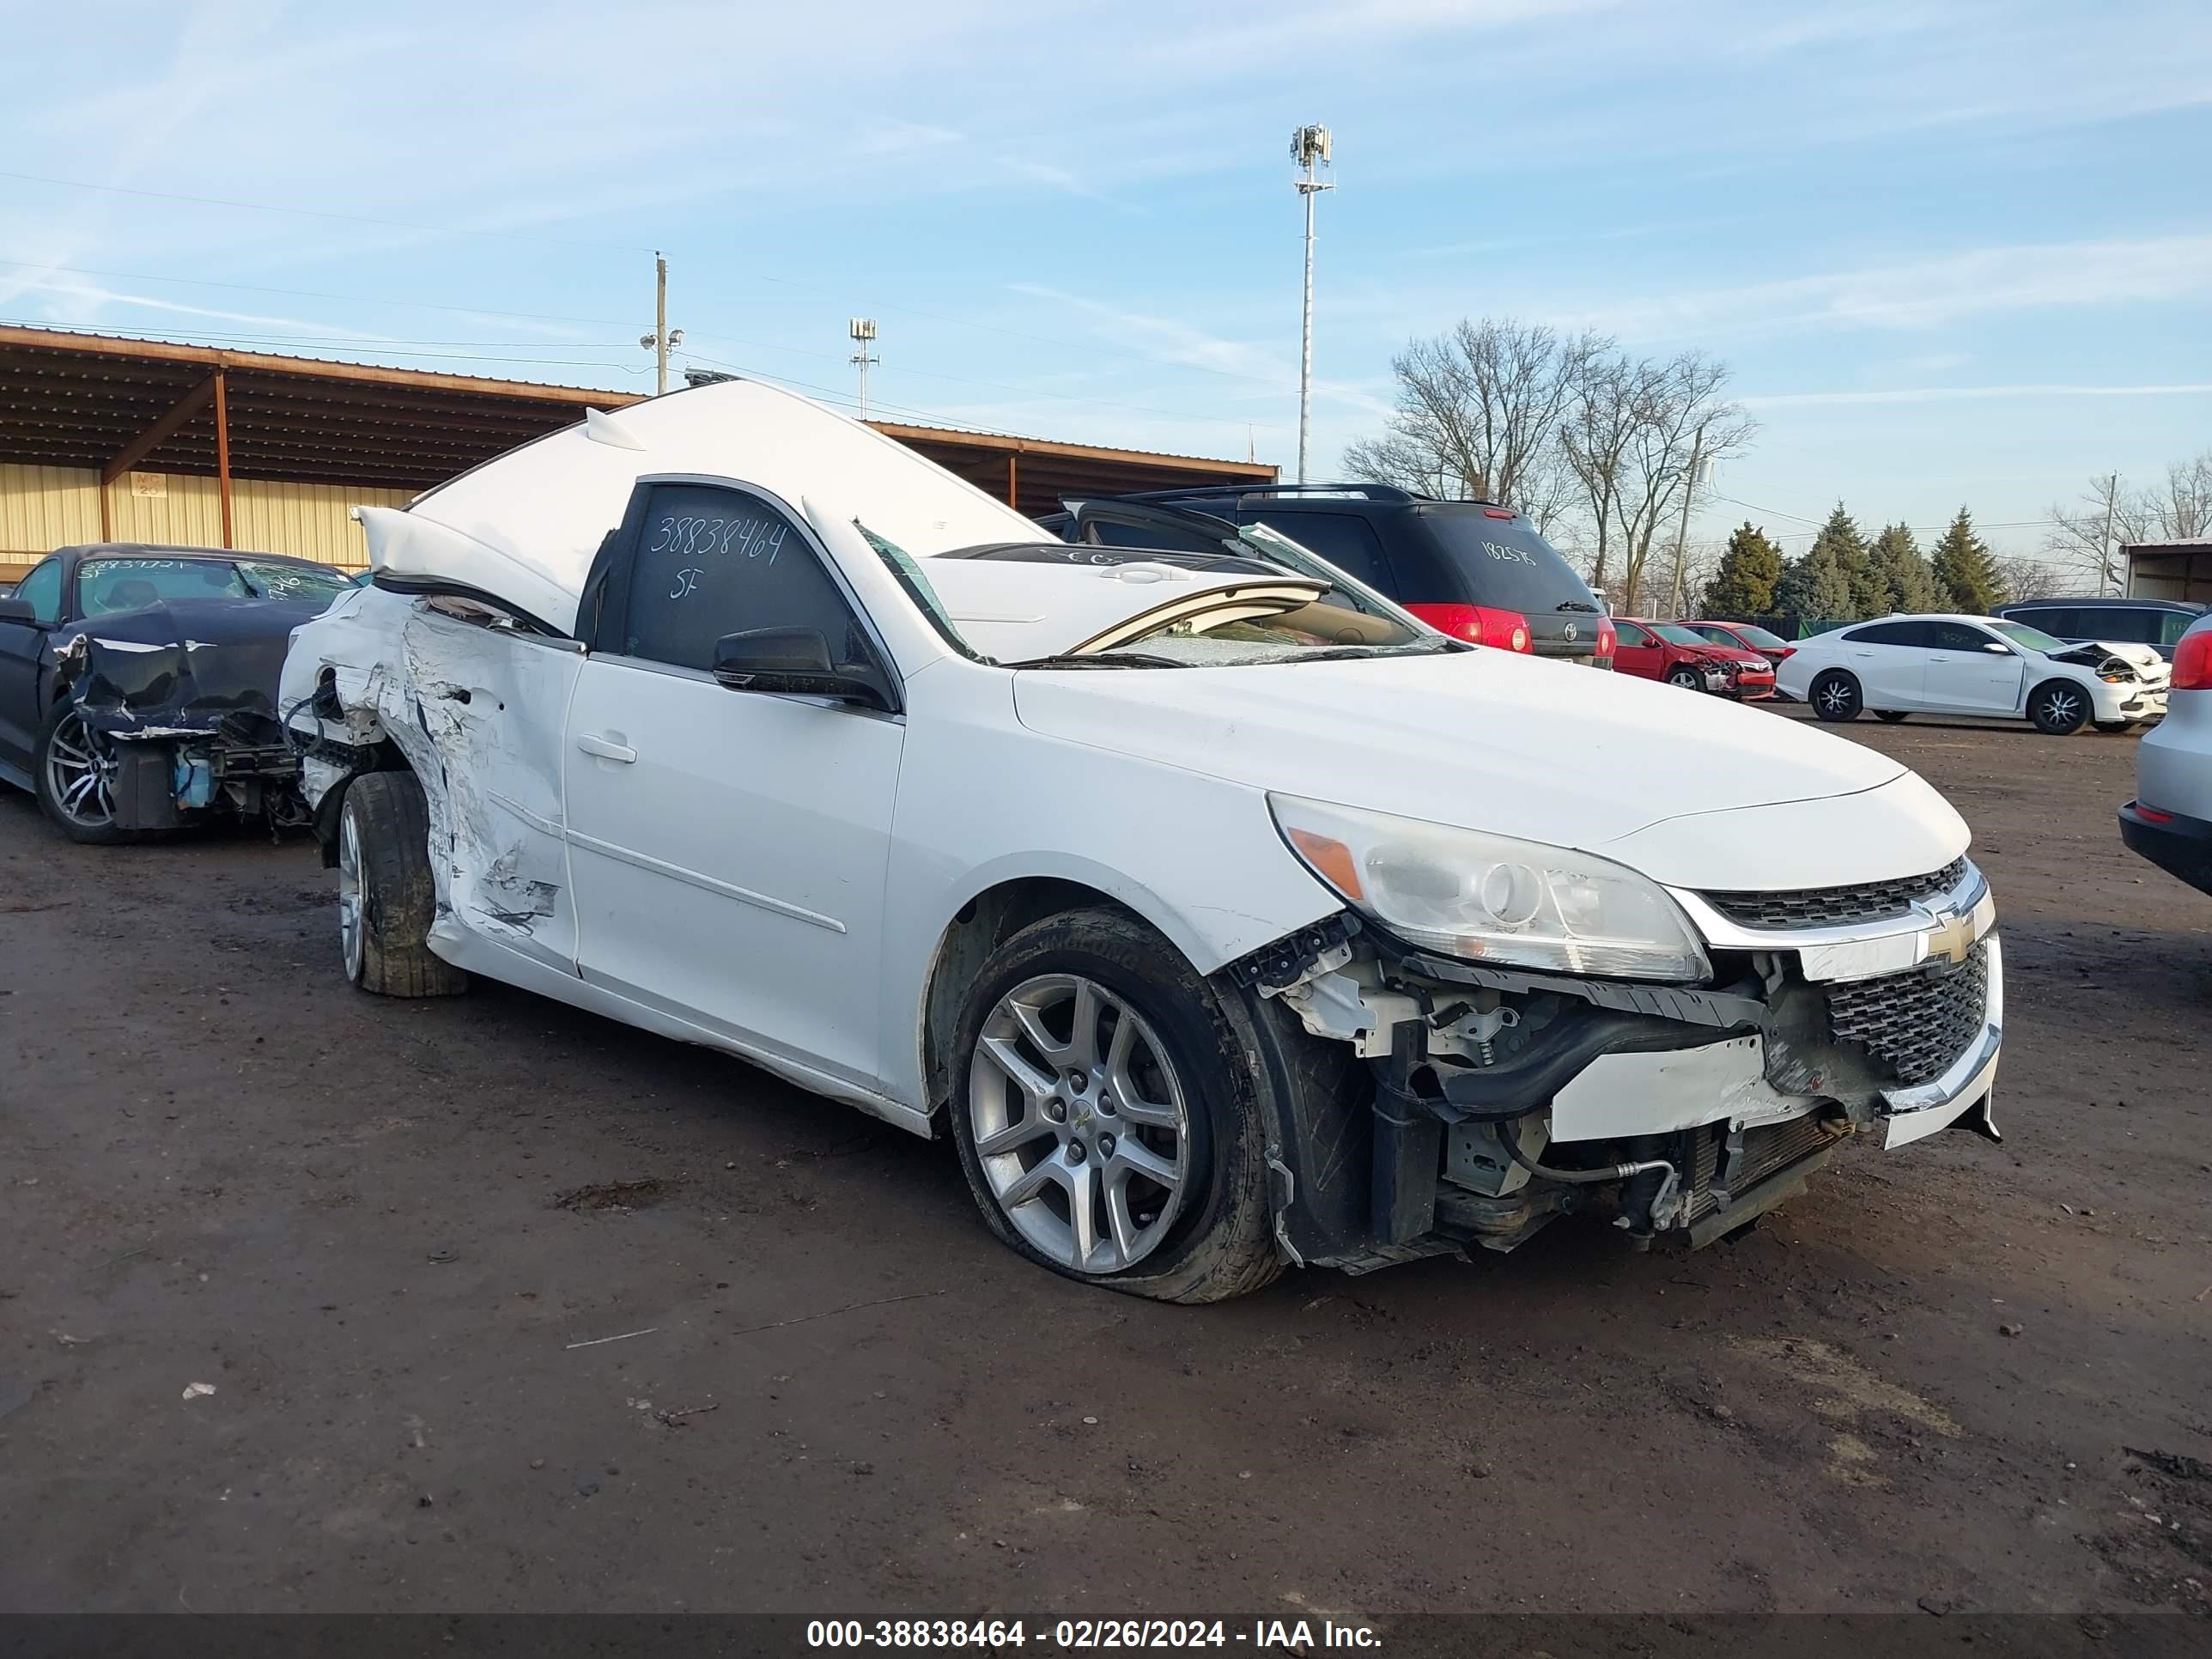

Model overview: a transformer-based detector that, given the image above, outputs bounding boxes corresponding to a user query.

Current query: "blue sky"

[2,0,2208,560]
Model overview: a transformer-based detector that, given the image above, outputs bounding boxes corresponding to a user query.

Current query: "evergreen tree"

[1869,522,1941,613]
[1699,522,1784,617]
[1929,506,2002,614]
[1775,537,1852,623]
[1805,503,1885,618]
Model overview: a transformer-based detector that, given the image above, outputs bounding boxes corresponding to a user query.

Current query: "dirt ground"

[3,708,2209,1626]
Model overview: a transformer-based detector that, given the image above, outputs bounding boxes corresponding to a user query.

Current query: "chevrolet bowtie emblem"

[1922,908,1975,967]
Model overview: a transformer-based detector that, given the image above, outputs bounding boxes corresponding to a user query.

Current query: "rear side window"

[2087,608,2161,645]
[1411,507,1601,615]
[1245,512,1395,592]
[1844,621,1929,647]
[615,485,859,673]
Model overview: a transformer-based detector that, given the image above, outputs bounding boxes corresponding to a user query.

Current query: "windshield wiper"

[1009,650,1190,670]
[1554,599,1601,613]
[1285,640,1458,664]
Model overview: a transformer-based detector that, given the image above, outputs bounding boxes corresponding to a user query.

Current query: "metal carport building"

[0,325,1275,586]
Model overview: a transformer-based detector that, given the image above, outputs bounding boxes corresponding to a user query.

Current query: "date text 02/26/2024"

[805,1620,1382,1650]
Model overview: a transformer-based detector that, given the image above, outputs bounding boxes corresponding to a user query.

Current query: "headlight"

[1268,793,1710,982]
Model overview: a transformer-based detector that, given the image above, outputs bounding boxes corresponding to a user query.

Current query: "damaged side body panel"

[284,586,584,972]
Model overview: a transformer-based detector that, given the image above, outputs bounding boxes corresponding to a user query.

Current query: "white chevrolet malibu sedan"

[1776,613,2170,734]
[281,381,2002,1301]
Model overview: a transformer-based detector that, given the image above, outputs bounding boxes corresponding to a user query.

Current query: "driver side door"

[1921,621,2027,714]
[0,556,64,782]
[562,479,906,1093]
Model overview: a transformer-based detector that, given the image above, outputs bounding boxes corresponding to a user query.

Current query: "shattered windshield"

[1097,599,1445,667]
[77,556,351,617]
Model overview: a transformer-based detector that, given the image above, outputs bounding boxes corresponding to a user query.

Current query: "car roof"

[372,379,1043,635]
[1999,595,2205,610]
[56,543,324,566]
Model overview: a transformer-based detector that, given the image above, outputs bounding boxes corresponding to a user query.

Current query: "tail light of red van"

[1406,603,1532,653]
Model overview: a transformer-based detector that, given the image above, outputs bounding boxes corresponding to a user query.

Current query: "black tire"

[2027,679,2089,736]
[1810,671,1863,722]
[33,700,135,845]
[1666,666,1705,690]
[1875,710,1911,723]
[337,771,468,998]
[948,908,1282,1304]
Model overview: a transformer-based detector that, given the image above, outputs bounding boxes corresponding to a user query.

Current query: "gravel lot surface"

[3,709,2207,1626]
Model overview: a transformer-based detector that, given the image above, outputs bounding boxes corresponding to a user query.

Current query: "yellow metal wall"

[1,463,413,580]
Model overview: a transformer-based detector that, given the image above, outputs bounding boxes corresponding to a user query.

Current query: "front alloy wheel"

[34,702,133,844]
[2029,681,2087,735]
[968,973,1190,1274]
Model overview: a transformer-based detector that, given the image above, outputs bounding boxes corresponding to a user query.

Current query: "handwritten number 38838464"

[648,514,788,568]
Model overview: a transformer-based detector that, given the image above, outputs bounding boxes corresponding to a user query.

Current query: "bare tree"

[2045,451,2212,590]
[1342,319,1610,531]
[1995,555,2063,605]
[1577,351,1756,613]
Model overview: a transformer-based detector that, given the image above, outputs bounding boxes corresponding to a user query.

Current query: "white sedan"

[1776,613,2170,734]
[281,382,2003,1300]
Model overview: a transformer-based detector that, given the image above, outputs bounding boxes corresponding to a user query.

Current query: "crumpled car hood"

[64,595,328,739]
[1012,649,1964,888]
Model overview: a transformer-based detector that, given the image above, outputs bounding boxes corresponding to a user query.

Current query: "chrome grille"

[1824,939,1990,1086]
[1705,856,1968,931]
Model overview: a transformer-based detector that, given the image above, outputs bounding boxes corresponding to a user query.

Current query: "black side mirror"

[0,598,38,626]
[713,627,891,710]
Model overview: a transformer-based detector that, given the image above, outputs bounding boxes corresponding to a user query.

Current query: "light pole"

[849,319,879,421]
[637,253,683,394]
[1291,124,1334,483]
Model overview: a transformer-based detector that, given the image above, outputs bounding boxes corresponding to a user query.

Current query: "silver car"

[2121,611,2212,895]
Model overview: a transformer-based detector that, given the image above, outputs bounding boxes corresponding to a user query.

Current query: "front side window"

[2160,611,2199,647]
[1929,621,1998,651]
[14,557,61,623]
[617,485,872,676]
[1613,622,1653,647]
[1652,623,1711,647]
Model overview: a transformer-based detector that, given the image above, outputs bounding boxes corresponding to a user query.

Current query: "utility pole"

[849,319,879,421]
[639,253,682,393]
[1667,433,1711,615]
[1291,124,1334,484]
[2098,470,2119,597]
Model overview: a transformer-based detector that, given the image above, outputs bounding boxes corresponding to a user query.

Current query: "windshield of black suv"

[1413,506,1602,614]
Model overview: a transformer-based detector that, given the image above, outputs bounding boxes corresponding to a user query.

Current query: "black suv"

[1035,484,1612,666]
[1993,597,2207,661]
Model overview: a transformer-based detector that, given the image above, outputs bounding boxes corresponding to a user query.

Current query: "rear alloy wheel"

[951,908,1281,1303]
[1875,710,1911,723]
[34,702,133,845]
[1666,666,1705,691]
[337,771,469,997]
[2027,680,2088,736]
[1811,671,1863,722]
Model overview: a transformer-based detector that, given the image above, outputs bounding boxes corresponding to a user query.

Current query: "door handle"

[577,733,636,763]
